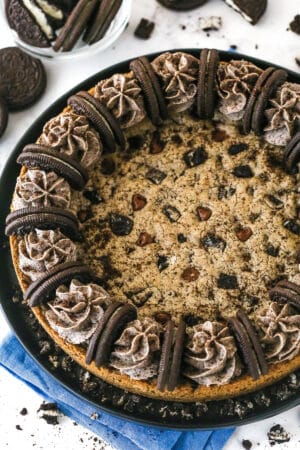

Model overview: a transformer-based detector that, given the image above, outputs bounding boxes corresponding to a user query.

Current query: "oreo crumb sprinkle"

[109,213,133,236]
[266,244,279,257]
[217,273,238,289]
[157,255,169,272]
[233,165,254,178]
[15,424,22,431]
[201,233,227,252]
[163,204,181,223]
[228,143,249,155]
[37,402,59,425]
[183,146,208,168]
[20,408,28,416]
[283,219,300,235]
[177,233,187,243]
[83,189,103,204]
[146,167,167,184]
[267,424,291,446]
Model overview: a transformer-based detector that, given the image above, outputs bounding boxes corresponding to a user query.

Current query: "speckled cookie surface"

[80,113,298,325]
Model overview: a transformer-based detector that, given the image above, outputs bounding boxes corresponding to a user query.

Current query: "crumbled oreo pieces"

[269,280,300,309]
[229,310,268,380]
[157,318,186,392]
[217,273,238,289]
[86,302,137,366]
[37,402,59,425]
[233,165,254,178]
[201,233,227,252]
[283,219,300,236]
[197,48,219,119]
[162,204,181,223]
[134,18,155,39]
[146,167,167,184]
[267,424,291,446]
[183,146,208,167]
[290,15,300,35]
[228,143,249,156]
[284,132,300,172]
[199,16,222,32]
[109,213,134,236]
[222,0,267,25]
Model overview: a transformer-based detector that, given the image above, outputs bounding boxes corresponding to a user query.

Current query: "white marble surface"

[0,0,300,449]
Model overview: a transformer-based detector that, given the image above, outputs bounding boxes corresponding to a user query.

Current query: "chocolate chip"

[242,439,252,450]
[236,227,253,242]
[183,146,208,168]
[177,233,187,243]
[157,255,169,272]
[200,233,227,252]
[109,213,134,236]
[163,204,181,223]
[266,244,279,257]
[134,18,155,39]
[101,158,115,175]
[228,143,249,155]
[233,165,254,178]
[197,206,212,221]
[146,167,167,184]
[83,189,104,204]
[217,273,238,289]
[283,219,300,235]
[150,130,166,154]
[154,311,171,324]
[264,194,284,209]
[181,267,200,282]
[136,232,154,246]
[212,129,228,142]
[132,194,147,211]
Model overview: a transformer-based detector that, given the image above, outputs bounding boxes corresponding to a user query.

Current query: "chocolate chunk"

[222,0,267,25]
[134,18,155,39]
[83,0,122,44]
[236,227,253,242]
[183,146,208,167]
[266,244,279,257]
[83,188,103,204]
[177,233,187,243]
[150,130,166,154]
[101,158,115,175]
[0,98,8,137]
[0,47,46,110]
[157,255,169,272]
[132,193,147,211]
[146,167,167,184]
[197,48,219,119]
[268,424,291,445]
[136,232,154,247]
[233,165,254,178]
[109,213,133,236]
[197,206,212,221]
[290,15,300,35]
[283,219,300,236]
[181,267,200,282]
[228,143,249,155]
[201,233,226,252]
[217,273,238,289]
[162,204,181,223]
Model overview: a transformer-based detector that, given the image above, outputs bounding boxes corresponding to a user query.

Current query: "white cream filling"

[36,0,64,21]
[23,0,54,39]
[224,0,253,23]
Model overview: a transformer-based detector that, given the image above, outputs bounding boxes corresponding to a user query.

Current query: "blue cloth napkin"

[0,334,234,450]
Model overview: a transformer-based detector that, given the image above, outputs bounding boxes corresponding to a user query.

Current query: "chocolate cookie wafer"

[197,49,219,119]
[222,0,267,25]
[5,207,81,240]
[68,91,125,151]
[0,99,8,137]
[243,67,287,135]
[269,280,300,309]
[157,0,208,10]
[84,0,123,44]
[17,144,88,190]
[24,262,92,307]
[284,132,300,172]
[130,57,167,125]
[157,318,186,391]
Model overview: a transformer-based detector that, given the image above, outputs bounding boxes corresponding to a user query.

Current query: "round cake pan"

[1,50,300,430]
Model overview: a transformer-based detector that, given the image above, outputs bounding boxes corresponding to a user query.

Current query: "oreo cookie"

[269,280,300,310]
[284,132,300,172]
[17,144,88,190]
[53,0,98,52]
[243,67,287,135]
[84,0,122,44]
[222,0,267,25]
[229,310,268,380]
[24,262,92,307]
[196,49,219,119]
[86,302,137,366]
[130,57,168,126]
[157,0,208,10]
[0,47,46,111]
[0,99,9,138]
[68,91,125,152]
[157,317,186,392]
[5,206,81,241]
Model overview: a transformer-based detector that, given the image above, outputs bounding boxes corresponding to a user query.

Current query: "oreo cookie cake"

[6,50,300,401]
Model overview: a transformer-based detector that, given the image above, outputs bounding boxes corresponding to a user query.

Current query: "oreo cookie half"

[196,48,219,119]
[243,67,287,135]
[284,132,300,172]
[157,0,208,11]
[17,144,88,190]
[130,57,168,126]
[269,280,300,310]
[157,317,186,392]
[68,91,125,152]
[24,262,92,307]
[84,0,123,44]
[5,206,81,241]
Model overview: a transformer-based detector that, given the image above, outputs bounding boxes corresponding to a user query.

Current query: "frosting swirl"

[95,74,146,128]
[258,302,300,363]
[264,82,300,146]
[45,279,111,345]
[18,229,77,281]
[152,52,199,113]
[217,60,262,120]
[110,318,162,380]
[13,169,71,209]
[38,113,102,170]
[184,321,242,385]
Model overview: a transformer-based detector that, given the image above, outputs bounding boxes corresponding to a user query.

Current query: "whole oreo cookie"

[0,47,46,111]
[157,0,208,11]
[284,132,300,172]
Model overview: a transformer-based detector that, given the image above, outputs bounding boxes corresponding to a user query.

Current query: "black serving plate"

[1,49,300,430]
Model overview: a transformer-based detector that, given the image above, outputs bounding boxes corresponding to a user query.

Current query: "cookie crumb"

[134,18,155,39]
[37,402,59,425]
[20,407,28,416]
[199,16,222,32]
[267,424,291,446]
[16,424,22,431]
[290,15,300,35]
[242,439,252,450]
